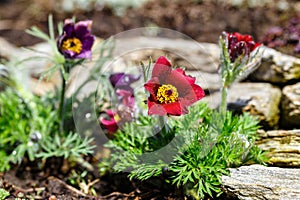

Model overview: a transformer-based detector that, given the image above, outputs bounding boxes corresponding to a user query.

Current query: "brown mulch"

[0,157,188,200]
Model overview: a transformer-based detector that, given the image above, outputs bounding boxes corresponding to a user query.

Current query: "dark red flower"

[144,56,205,116]
[226,32,261,62]
[100,110,119,134]
[100,89,135,134]
[57,19,95,59]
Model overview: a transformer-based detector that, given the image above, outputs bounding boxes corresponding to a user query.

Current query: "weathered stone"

[0,37,19,61]
[256,129,300,167]
[222,165,300,200]
[112,37,222,93]
[114,36,220,73]
[250,46,300,84]
[281,83,300,128]
[16,42,60,95]
[185,71,221,92]
[227,83,282,129]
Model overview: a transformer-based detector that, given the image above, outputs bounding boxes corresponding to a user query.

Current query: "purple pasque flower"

[109,73,140,94]
[57,19,95,59]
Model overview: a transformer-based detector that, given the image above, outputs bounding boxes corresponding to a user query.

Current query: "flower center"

[156,84,179,104]
[62,38,82,54]
[114,113,121,122]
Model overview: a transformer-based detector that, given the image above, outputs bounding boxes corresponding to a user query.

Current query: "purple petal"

[81,35,95,52]
[63,19,75,37]
[110,73,125,87]
[74,21,92,40]
[76,50,92,59]
[62,50,77,58]
[127,73,141,83]
[109,73,140,88]
[116,89,135,108]
[75,21,92,32]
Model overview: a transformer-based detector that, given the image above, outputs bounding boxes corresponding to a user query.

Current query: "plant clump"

[261,14,300,56]
[0,14,268,200]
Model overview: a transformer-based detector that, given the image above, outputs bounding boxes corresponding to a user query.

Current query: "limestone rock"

[281,83,300,128]
[114,36,220,73]
[250,46,300,83]
[256,129,300,167]
[0,37,19,61]
[112,37,222,93]
[185,71,221,92]
[17,42,60,95]
[227,83,282,129]
[222,165,300,200]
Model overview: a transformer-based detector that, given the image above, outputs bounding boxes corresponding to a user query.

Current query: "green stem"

[146,116,173,152]
[220,85,228,117]
[58,69,66,134]
[58,63,70,134]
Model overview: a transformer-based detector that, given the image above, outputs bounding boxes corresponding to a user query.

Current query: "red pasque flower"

[144,56,205,116]
[226,32,261,62]
[57,19,95,59]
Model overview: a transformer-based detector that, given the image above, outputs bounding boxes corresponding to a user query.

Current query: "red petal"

[152,56,172,81]
[177,83,205,107]
[233,32,243,41]
[192,84,205,100]
[106,110,117,118]
[166,69,193,96]
[100,118,118,133]
[147,99,185,116]
[144,77,160,100]
[147,99,167,116]
[155,56,171,67]
[252,42,262,51]
[163,102,187,116]
[174,68,196,84]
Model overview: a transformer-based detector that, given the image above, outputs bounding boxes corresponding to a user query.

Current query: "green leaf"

[0,188,10,200]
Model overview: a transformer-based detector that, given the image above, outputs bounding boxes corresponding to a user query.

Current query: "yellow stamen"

[114,114,121,122]
[156,84,179,104]
[61,38,82,54]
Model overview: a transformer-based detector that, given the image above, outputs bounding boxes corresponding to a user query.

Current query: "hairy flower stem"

[58,63,70,134]
[147,116,174,151]
[220,85,228,117]
[158,116,166,132]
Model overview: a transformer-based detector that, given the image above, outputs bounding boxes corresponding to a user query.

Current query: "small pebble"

[49,195,57,200]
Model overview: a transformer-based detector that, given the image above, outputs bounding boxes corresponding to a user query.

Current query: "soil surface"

[0,157,190,200]
[0,0,298,199]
